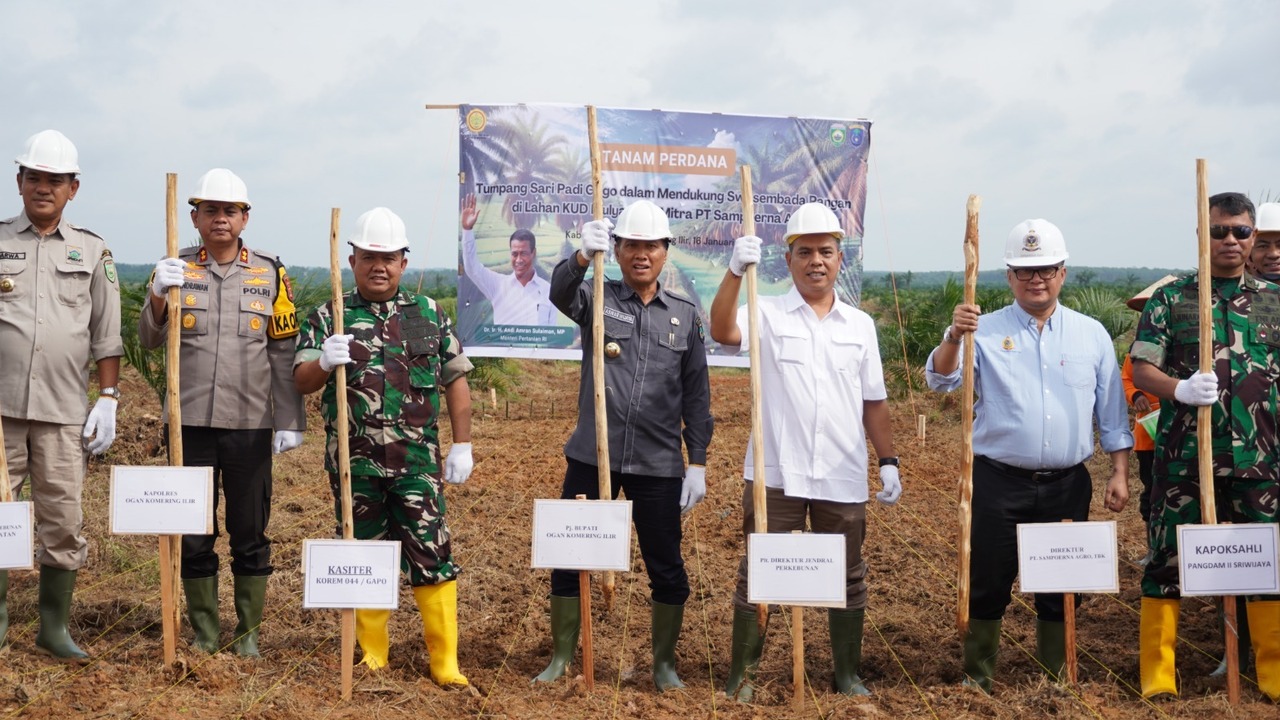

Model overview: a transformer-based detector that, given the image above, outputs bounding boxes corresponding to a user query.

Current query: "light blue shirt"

[925,302,1133,469]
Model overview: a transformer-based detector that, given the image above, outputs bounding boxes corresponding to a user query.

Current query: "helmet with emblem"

[349,207,410,253]
[15,129,80,175]
[189,168,251,209]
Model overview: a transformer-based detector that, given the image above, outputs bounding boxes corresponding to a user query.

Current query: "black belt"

[977,455,1081,482]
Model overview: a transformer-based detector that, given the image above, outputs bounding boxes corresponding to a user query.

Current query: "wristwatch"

[878,456,900,467]
[99,387,121,401]
[942,326,961,345]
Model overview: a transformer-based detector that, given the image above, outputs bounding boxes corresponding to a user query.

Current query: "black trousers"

[550,458,689,605]
[174,426,274,579]
[970,456,1091,622]
[1136,449,1155,524]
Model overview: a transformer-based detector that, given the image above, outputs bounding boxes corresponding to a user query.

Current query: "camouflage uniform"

[295,289,474,586]
[1130,273,1280,599]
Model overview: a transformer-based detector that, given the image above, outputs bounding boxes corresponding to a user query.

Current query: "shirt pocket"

[405,334,441,389]
[655,321,688,373]
[830,329,865,382]
[776,328,810,365]
[1061,353,1096,389]
[54,260,91,307]
[238,295,270,339]
[0,256,29,301]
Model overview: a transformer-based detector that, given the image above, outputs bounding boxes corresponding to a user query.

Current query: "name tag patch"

[603,306,634,324]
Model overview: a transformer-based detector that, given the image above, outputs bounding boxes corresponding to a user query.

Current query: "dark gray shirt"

[551,257,713,477]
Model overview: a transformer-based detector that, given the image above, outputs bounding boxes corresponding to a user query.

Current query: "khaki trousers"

[2,417,88,570]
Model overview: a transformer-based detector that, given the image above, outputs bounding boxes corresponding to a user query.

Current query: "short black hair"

[1209,192,1256,224]
[510,229,536,254]
[613,236,671,251]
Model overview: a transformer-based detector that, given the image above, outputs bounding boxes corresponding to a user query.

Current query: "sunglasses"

[1209,224,1254,240]
[1009,265,1063,281]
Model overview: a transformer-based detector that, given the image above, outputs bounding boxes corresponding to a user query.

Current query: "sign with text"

[1177,524,1280,597]
[747,533,846,608]
[530,499,632,571]
[1017,521,1119,593]
[302,540,402,610]
[109,466,214,535]
[0,502,34,570]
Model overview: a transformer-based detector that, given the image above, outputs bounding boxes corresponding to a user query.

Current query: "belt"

[976,455,1080,482]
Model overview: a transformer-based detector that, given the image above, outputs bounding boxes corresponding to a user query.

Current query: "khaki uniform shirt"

[0,212,122,424]
[138,242,305,431]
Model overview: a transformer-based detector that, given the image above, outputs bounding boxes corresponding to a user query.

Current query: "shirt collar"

[617,280,670,308]
[348,288,413,308]
[15,211,67,239]
[781,286,852,321]
[1010,300,1061,331]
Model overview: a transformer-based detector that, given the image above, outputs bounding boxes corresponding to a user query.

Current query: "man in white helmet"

[710,202,900,700]
[139,168,306,657]
[294,207,475,687]
[0,129,122,660]
[533,199,713,691]
[927,218,1131,693]
[459,194,556,326]
[1248,202,1280,282]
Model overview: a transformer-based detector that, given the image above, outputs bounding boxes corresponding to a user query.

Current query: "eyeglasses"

[1209,224,1254,240]
[1009,265,1063,281]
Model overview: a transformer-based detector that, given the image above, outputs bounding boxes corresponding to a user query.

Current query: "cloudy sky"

[3,0,1275,274]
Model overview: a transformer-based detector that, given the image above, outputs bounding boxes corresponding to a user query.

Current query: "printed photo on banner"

[456,104,871,364]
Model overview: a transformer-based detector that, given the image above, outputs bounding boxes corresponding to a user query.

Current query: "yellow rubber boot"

[1140,597,1179,699]
[414,581,469,687]
[1246,600,1280,701]
[356,609,391,670]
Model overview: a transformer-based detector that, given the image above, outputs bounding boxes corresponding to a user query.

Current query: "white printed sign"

[110,466,214,535]
[0,502,34,570]
[530,499,632,571]
[1017,521,1119,594]
[1177,524,1280,597]
[747,533,846,608]
[302,540,402,609]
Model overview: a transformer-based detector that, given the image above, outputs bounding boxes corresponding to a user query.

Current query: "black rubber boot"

[532,595,581,684]
[34,565,89,661]
[231,575,267,658]
[725,607,766,702]
[1036,620,1066,681]
[183,576,220,653]
[830,608,871,695]
[961,618,1001,694]
[651,601,686,692]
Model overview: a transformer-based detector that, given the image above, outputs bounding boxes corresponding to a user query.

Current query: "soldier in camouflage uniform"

[294,207,475,687]
[1131,191,1280,701]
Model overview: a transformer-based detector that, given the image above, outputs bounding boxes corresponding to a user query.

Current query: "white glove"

[1174,371,1218,407]
[150,257,187,298]
[444,442,473,485]
[319,334,353,372]
[578,218,613,263]
[876,465,902,506]
[729,235,762,276]
[680,465,707,514]
[82,396,118,455]
[272,430,303,455]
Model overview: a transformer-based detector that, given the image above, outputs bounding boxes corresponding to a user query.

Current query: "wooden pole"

[916,414,926,441]
[1062,521,1077,684]
[586,105,615,609]
[327,209,356,700]
[957,195,981,635]
[741,167,769,633]
[160,173,183,665]
[790,532,805,709]
[576,494,594,691]
[1223,526,1241,704]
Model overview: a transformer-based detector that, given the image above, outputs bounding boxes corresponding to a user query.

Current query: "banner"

[456,104,871,364]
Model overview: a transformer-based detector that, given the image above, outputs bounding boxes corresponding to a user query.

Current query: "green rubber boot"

[1036,620,1066,681]
[34,565,88,661]
[532,595,581,684]
[725,607,767,702]
[182,576,220,653]
[651,601,686,692]
[961,618,1001,693]
[1210,602,1252,678]
[830,608,871,695]
[0,570,8,649]
[231,575,268,658]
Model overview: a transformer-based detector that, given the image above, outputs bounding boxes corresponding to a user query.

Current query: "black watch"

[878,456,900,467]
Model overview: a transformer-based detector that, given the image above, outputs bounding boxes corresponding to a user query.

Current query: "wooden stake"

[160,173,183,666]
[957,195,981,636]
[0,395,11,503]
[916,414,926,441]
[326,209,356,701]
[1062,520,1077,685]
[741,167,769,633]
[576,494,594,691]
[791,532,805,709]
[489,387,497,411]
[586,105,615,609]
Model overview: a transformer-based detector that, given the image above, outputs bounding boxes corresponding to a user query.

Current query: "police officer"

[1,129,122,660]
[139,168,305,657]
[532,199,713,691]
[294,207,475,687]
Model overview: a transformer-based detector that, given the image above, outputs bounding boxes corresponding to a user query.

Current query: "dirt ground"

[0,359,1274,719]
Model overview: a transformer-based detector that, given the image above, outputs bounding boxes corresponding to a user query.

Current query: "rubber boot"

[355,609,391,670]
[531,595,581,684]
[1246,600,1280,701]
[1210,601,1252,678]
[651,601,686,691]
[830,608,871,695]
[725,607,767,702]
[231,575,268,658]
[0,570,8,650]
[1036,619,1067,681]
[34,565,88,661]
[1139,597,1179,699]
[960,618,1001,693]
[182,576,220,653]
[414,581,469,687]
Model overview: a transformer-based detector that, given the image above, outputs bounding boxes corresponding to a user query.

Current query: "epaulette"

[66,223,105,241]
[249,246,281,264]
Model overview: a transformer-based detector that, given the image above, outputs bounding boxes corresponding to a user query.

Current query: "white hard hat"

[15,129,80,175]
[1257,202,1280,233]
[612,200,672,241]
[1004,219,1069,267]
[349,207,410,253]
[189,168,251,209]
[783,202,844,244]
